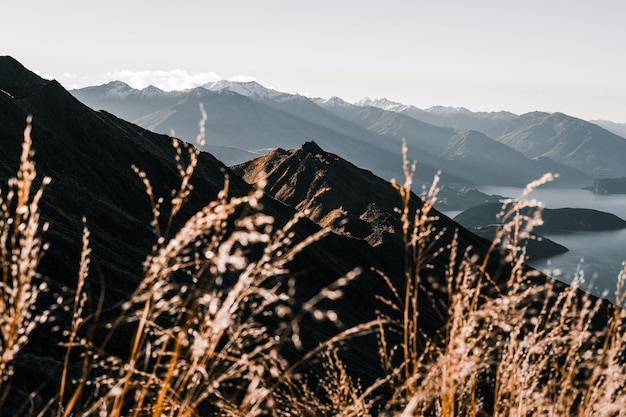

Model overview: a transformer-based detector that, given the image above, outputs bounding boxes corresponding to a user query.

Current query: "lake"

[469,186,626,303]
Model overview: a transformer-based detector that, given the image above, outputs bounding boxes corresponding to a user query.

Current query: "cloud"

[63,72,77,78]
[107,69,222,91]
[32,70,55,80]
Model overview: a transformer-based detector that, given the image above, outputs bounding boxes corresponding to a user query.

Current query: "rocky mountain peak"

[301,140,323,156]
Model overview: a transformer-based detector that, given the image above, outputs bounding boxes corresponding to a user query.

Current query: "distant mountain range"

[591,119,626,139]
[71,79,626,190]
[360,98,626,179]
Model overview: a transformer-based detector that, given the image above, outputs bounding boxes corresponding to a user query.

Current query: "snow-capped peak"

[313,96,354,108]
[102,81,136,98]
[203,80,285,100]
[356,97,410,112]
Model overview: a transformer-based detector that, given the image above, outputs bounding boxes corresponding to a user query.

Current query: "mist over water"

[475,186,626,303]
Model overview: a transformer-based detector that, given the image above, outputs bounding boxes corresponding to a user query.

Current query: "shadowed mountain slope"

[232,141,535,279]
[0,56,416,411]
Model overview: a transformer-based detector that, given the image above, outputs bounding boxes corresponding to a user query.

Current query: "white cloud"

[107,69,222,91]
[62,72,77,78]
[33,70,55,80]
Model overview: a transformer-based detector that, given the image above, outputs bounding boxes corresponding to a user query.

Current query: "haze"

[4,0,626,122]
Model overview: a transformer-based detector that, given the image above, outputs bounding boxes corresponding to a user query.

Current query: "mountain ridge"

[72,80,591,189]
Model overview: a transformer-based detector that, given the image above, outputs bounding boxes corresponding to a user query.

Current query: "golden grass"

[0,120,625,416]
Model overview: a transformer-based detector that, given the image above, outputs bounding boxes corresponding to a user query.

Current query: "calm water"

[472,186,626,303]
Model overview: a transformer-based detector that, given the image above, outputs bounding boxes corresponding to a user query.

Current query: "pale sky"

[4,0,626,122]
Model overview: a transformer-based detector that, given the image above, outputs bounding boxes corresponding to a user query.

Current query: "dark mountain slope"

[0,57,413,411]
[233,141,531,286]
[0,56,49,98]
[585,177,626,195]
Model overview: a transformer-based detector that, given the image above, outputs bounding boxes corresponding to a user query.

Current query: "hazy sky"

[4,1,626,122]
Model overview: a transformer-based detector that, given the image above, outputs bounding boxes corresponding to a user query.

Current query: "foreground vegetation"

[1,120,625,416]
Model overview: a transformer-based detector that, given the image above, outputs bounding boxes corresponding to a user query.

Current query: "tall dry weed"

[52,122,365,416]
[374,148,626,416]
[2,118,626,416]
[0,116,51,392]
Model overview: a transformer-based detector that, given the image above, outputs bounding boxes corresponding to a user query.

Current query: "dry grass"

[1,120,625,416]
[0,116,52,392]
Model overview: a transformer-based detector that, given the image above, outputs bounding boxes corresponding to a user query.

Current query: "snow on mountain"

[356,97,408,112]
[139,84,167,97]
[99,80,138,98]
[203,80,287,100]
[313,96,356,109]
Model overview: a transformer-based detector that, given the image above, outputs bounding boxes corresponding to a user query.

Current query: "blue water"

[471,186,626,303]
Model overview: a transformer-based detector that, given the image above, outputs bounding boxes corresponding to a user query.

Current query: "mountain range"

[360,97,626,179]
[72,79,626,194]
[1,56,620,414]
[72,79,626,190]
[0,55,537,413]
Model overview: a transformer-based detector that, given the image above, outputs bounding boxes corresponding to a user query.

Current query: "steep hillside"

[585,177,626,195]
[0,56,411,412]
[232,141,544,279]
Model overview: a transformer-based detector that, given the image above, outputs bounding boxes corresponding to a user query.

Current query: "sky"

[4,0,626,122]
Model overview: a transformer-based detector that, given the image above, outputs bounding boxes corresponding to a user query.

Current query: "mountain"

[71,81,184,121]
[74,81,590,189]
[73,82,444,183]
[203,79,287,100]
[590,119,626,139]
[231,141,536,294]
[3,56,541,413]
[494,112,626,178]
[358,98,519,133]
[0,56,416,411]
[361,99,626,179]
[317,100,588,186]
[2,56,618,415]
